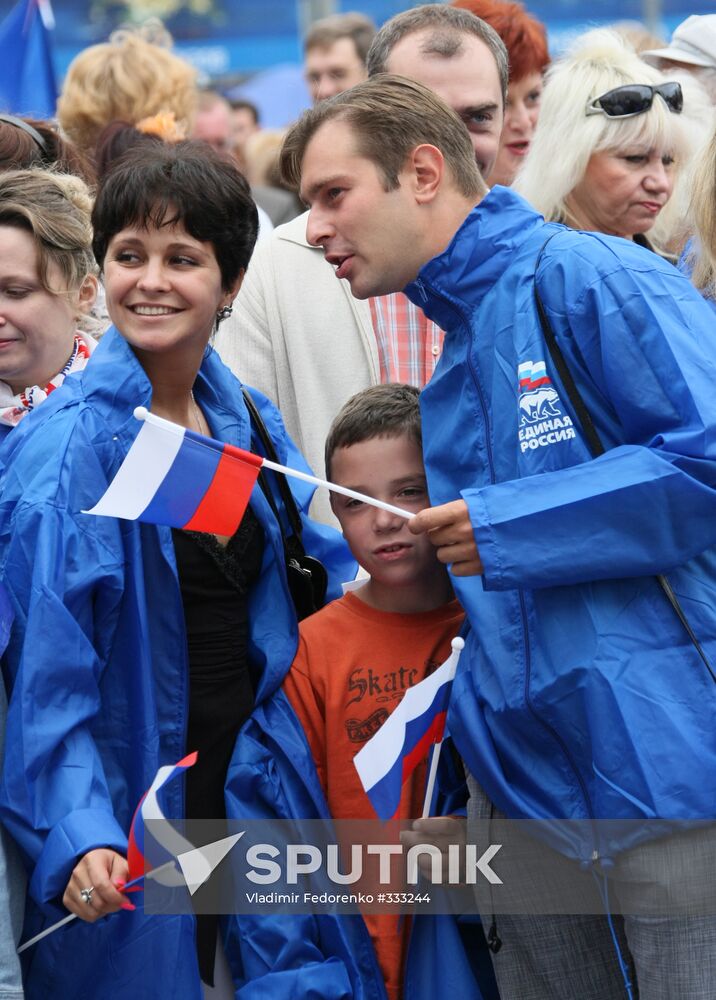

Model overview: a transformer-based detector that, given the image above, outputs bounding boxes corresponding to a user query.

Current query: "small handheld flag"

[354,637,464,822]
[85,409,263,537]
[17,752,198,954]
[126,751,198,888]
[84,407,414,533]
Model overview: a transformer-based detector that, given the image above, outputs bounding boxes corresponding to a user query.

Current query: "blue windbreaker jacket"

[407,188,716,861]
[0,327,355,999]
[223,689,485,1000]
[0,584,23,1000]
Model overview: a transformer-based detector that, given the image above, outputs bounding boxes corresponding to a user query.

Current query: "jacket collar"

[274,210,313,248]
[405,186,546,329]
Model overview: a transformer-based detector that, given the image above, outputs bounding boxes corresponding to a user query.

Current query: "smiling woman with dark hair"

[0,140,352,1000]
[92,141,258,292]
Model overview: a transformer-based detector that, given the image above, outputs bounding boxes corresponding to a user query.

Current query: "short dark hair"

[366,3,508,104]
[93,121,163,182]
[304,11,377,64]
[92,140,258,291]
[325,384,422,480]
[229,98,260,124]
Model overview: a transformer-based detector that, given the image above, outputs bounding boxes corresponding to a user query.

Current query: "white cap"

[643,15,716,70]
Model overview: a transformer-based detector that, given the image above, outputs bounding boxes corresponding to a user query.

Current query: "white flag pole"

[420,637,465,819]
[260,457,416,520]
[134,408,416,522]
[421,743,444,819]
[16,861,177,954]
[16,912,76,953]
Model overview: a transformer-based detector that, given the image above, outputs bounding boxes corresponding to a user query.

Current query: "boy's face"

[330,434,442,593]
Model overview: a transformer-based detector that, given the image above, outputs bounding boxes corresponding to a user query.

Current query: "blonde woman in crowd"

[515,30,701,258]
[57,27,197,159]
[681,126,716,313]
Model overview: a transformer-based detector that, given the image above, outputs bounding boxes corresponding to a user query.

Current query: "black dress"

[172,507,264,985]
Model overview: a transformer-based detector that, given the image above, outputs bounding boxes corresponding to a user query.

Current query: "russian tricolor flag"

[354,637,464,822]
[518,360,551,391]
[84,408,264,536]
[126,751,198,889]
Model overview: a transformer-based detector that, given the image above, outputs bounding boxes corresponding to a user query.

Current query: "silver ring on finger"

[80,885,95,905]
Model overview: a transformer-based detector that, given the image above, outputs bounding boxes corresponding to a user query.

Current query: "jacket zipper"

[416,277,596,826]
[414,279,497,483]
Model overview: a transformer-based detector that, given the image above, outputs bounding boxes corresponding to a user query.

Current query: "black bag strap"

[534,233,716,685]
[533,235,606,459]
[241,388,305,556]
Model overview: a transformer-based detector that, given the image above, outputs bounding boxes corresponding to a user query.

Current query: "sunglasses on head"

[586,82,683,119]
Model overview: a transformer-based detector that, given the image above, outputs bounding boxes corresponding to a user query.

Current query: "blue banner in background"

[0,0,57,117]
[0,0,712,94]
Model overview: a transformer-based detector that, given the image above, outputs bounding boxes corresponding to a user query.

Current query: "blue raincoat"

[0,583,23,1000]
[0,327,355,999]
[406,187,716,862]
[223,689,486,999]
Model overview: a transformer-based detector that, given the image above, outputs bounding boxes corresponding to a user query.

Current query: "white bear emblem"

[519,386,561,424]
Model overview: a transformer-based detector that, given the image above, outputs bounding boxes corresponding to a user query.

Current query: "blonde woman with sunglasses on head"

[515,30,703,258]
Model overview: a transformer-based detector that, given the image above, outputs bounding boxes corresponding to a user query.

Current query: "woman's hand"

[63,848,132,922]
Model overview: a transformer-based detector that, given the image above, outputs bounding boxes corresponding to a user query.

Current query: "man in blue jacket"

[282,74,716,999]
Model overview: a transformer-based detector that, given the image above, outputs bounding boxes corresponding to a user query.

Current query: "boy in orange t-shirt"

[283,384,464,1000]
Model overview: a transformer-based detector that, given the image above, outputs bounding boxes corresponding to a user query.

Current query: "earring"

[216,304,233,321]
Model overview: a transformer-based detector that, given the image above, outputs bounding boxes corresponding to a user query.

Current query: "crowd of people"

[0,3,716,999]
